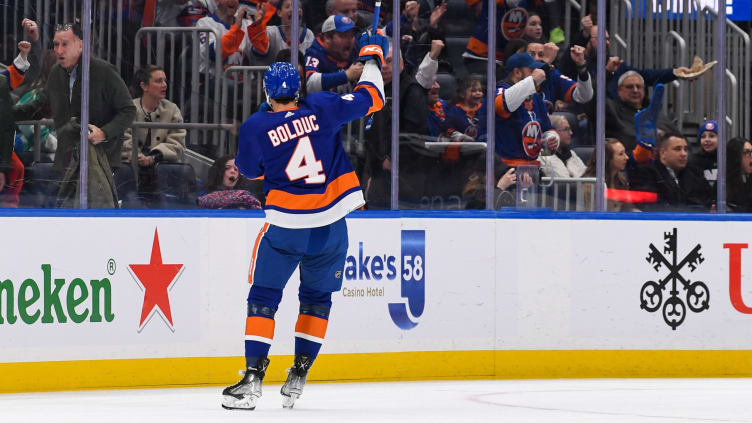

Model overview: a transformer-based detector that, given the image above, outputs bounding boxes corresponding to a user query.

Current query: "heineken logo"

[0,264,114,325]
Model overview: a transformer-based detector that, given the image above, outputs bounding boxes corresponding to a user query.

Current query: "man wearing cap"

[304,14,363,93]
[478,52,560,167]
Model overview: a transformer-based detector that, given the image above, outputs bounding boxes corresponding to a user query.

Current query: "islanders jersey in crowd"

[539,68,577,112]
[304,36,354,92]
[478,80,553,165]
[236,84,383,228]
[427,99,456,137]
[465,0,544,62]
[446,103,481,137]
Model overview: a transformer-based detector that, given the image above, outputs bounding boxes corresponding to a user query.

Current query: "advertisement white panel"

[496,219,752,349]
[0,217,496,363]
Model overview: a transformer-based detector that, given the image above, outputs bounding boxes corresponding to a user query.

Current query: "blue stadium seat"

[155,163,198,209]
[23,162,61,208]
[572,146,595,166]
[113,165,144,208]
[437,73,457,102]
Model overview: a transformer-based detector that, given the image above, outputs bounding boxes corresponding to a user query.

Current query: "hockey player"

[221,30,387,411]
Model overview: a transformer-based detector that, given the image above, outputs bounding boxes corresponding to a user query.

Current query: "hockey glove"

[357,31,389,70]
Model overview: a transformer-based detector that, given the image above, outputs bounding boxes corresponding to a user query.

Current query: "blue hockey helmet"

[263,62,301,103]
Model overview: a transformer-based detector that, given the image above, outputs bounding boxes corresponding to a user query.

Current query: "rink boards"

[2,211,752,392]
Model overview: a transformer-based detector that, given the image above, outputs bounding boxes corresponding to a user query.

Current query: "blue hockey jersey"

[236,82,383,228]
[478,78,553,165]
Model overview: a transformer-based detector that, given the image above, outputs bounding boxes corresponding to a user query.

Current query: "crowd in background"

[0,0,751,212]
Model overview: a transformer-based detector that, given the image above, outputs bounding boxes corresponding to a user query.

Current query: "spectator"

[12,19,42,99]
[726,137,752,213]
[364,42,428,208]
[0,152,24,208]
[197,155,263,208]
[122,65,187,207]
[247,0,315,66]
[605,71,679,152]
[463,1,535,75]
[477,52,559,167]
[447,75,484,138]
[559,24,693,101]
[304,15,362,93]
[582,138,634,211]
[526,41,592,113]
[629,132,713,212]
[0,39,30,193]
[14,23,136,208]
[14,50,58,162]
[324,0,362,30]
[689,120,718,189]
[464,161,534,209]
[196,0,253,77]
[522,12,545,43]
[539,115,586,178]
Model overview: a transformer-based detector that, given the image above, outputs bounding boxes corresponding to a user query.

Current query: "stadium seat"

[437,73,457,102]
[155,163,198,208]
[24,162,61,208]
[113,165,144,208]
[444,37,470,79]
[572,146,595,166]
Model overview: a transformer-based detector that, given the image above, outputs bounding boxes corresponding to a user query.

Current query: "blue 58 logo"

[388,230,425,330]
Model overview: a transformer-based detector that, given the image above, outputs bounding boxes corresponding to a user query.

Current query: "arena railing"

[4,0,124,73]
[610,0,750,139]
[134,26,224,155]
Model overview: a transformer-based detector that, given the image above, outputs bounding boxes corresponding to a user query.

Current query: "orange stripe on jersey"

[295,314,328,339]
[502,158,541,167]
[563,83,577,103]
[494,91,511,118]
[355,84,384,114]
[8,66,25,90]
[246,316,275,339]
[248,222,270,285]
[465,37,488,57]
[265,171,361,211]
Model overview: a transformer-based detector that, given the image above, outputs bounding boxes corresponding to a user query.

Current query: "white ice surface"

[3,378,752,423]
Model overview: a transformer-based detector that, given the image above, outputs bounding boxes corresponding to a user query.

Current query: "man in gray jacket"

[14,23,136,208]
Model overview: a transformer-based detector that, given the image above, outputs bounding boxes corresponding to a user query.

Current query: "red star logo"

[129,228,184,332]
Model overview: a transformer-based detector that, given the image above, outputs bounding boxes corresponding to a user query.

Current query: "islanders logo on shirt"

[521,120,542,158]
[501,7,528,40]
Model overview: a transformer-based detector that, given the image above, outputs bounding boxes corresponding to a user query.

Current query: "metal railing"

[4,0,124,72]
[540,177,598,211]
[609,0,750,139]
[134,26,223,152]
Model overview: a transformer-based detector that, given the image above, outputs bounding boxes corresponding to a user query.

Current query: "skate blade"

[222,394,258,410]
[282,393,299,409]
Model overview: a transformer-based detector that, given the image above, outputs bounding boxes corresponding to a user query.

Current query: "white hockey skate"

[281,354,313,409]
[221,358,270,410]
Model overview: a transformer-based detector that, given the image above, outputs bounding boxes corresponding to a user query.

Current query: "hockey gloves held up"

[357,31,389,70]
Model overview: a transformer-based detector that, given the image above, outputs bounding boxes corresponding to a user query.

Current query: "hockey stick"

[364,0,381,131]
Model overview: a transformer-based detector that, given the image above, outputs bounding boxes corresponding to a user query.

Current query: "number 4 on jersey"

[285,136,326,184]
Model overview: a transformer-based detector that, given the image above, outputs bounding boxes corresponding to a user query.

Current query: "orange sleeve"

[221,25,245,59]
[494,92,511,118]
[247,3,277,55]
[355,84,384,114]
[632,144,653,163]
[7,65,25,90]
